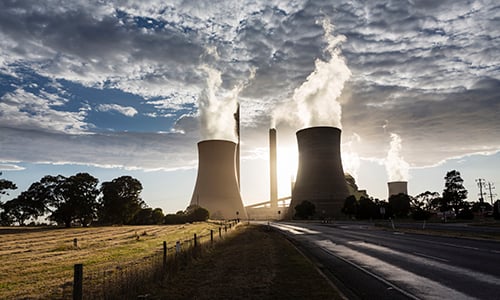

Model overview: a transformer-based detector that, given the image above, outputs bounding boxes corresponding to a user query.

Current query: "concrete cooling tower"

[388,181,408,198]
[288,126,350,219]
[190,140,247,220]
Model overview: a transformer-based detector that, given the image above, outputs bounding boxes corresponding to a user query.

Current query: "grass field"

[0,223,223,299]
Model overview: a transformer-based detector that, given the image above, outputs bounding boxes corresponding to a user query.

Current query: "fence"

[67,220,240,300]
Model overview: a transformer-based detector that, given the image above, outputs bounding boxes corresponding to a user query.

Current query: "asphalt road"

[270,222,500,300]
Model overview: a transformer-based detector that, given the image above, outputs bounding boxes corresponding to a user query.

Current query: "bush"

[294,201,315,220]
[456,208,474,220]
[411,209,431,220]
[164,206,209,224]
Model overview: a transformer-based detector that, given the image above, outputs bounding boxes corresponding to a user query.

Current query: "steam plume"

[342,133,361,179]
[198,65,240,141]
[272,19,351,129]
[385,133,409,181]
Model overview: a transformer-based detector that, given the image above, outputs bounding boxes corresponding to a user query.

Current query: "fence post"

[175,241,181,254]
[163,241,167,269]
[194,233,197,248]
[210,230,214,244]
[224,225,227,233]
[219,227,222,238]
[73,264,83,300]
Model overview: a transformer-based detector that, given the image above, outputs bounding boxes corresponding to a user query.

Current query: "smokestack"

[388,181,408,198]
[190,140,247,219]
[289,126,349,219]
[234,103,240,189]
[269,128,278,209]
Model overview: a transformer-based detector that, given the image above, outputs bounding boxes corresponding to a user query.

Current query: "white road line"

[412,252,450,262]
[270,223,320,235]
[316,240,477,300]
[349,241,500,287]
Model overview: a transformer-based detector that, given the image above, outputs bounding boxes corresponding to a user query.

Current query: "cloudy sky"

[1,0,499,213]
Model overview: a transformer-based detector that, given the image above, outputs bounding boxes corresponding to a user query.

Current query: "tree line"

[0,172,209,227]
[294,170,500,220]
[341,170,500,221]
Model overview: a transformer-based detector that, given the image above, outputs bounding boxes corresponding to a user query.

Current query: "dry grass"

[153,225,343,300]
[0,223,222,299]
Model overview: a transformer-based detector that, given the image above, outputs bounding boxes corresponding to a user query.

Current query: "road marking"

[270,223,320,235]
[349,240,500,287]
[412,252,450,262]
[316,240,476,300]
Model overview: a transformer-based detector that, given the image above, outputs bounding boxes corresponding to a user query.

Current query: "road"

[270,222,500,300]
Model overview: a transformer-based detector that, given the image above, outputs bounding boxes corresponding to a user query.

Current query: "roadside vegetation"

[152,224,343,300]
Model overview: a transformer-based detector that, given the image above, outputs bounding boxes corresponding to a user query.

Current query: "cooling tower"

[190,140,247,220]
[270,128,278,209]
[388,181,408,198]
[288,126,349,219]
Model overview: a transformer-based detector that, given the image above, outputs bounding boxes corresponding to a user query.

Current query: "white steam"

[272,19,351,129]
[198,65,255,141]
[198,65,239,141]
[342,133,362,179]
[385,133,409,182]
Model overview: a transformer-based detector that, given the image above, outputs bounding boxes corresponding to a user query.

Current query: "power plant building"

[190,140,247,220]
[288,126,350,219]
[388,181,408,198]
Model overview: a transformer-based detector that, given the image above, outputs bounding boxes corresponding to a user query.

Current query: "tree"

[151,208,165,224]
[39,173,99,227]
[130,208,165,225]
[356,196,376,219]
[100,176,144,224]
[0,188,47,225]
[342,195,357,219]
[412,191,440,211]
[0,172,17,197]
[294,200,315,219]
[60,173,100,226]
[471,201,492,214]
[494,201,500,220]
[187,206,209,222]
[410,191,439,220]
[389,193,411,217]
[442,170,468,214]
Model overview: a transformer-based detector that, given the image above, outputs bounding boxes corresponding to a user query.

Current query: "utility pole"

[476,178,486,203]
[487,182,496,205]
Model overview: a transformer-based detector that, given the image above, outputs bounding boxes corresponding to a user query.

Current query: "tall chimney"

[288,126,349,219]
[233,103,240,189]
[269,128,278,209]
[190,140,247,219]
[388,181,408,198]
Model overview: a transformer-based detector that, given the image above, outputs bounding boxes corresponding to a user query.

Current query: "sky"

[1,0,499,214]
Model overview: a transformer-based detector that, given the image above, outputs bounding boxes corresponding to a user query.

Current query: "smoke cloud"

[385,133,409,182]
[198,65,240,141]
[272,19,351,129]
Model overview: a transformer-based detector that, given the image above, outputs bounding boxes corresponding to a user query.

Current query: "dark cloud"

[0,0,499,171]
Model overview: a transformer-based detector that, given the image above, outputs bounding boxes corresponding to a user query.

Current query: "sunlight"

[276,146,298,198]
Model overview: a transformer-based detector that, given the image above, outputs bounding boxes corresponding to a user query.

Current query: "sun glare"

[276,146,298,198]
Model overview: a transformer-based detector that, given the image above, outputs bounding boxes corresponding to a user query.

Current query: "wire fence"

[65,220,240,300]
